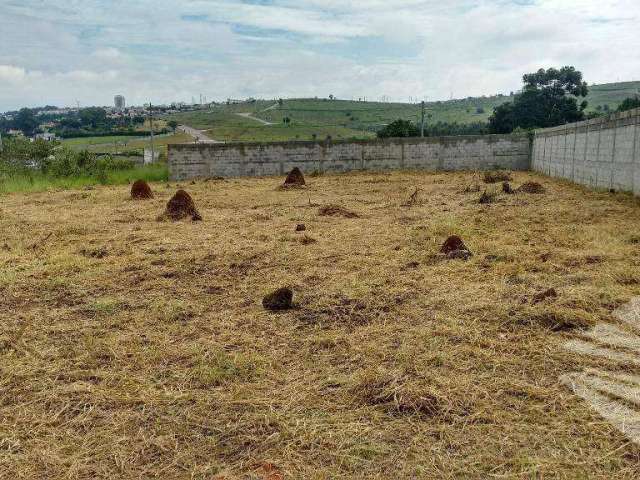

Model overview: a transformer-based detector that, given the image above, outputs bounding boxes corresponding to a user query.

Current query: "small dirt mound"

[300,235,317,245]
[533,288,558,304]
[517,182,546,194]
[483,171,512,184]
[131,180,153,199]
[295,224,306,232]
[502,182,515,194]
[283,167,306,187]
[158,190,202,221]
[440,236,473,261]
[262,287,294,311]
[478,190,497,204]
[318,204,359,218]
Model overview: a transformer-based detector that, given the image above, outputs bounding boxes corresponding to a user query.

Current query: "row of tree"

[378,66,640,138]
[0,107,167,138]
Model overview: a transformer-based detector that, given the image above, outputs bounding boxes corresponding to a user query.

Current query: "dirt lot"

[1,170,640,479]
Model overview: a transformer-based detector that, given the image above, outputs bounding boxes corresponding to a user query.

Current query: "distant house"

[35,132,56,141]
[8,129,24,137]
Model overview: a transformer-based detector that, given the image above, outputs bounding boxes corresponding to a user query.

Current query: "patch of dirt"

[479,190,497,204]
[351,371,451,418]
[513,306,594,331]
[262,287,294,311]
[532,288,558,304]
[157,190,202,221]
[502,182,515,194]
[131,180,153,199]
[300,235,317,245]
[517,182,546,194]
[440,235,470,255]
[283,167,306,187]
[483,171,512,183]
[318,204,359,218]
[80,246,108,259]
[295,223,306,232]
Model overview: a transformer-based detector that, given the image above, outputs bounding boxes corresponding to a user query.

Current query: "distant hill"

[165,81,640,142]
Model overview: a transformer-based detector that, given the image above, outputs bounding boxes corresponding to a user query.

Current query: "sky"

[1,0,639,111]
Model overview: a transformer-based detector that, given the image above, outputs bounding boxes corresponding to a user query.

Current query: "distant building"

[35,132,56,141]
[114,95,126,111]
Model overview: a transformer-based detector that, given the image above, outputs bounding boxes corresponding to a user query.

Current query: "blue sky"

[0,0,638,111]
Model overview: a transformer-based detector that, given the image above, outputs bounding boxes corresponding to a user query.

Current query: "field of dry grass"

[1,170,640,479]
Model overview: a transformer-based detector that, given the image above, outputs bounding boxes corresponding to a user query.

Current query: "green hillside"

[165,81,640,142]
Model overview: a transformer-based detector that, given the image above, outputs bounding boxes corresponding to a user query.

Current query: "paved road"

[236,112,274,126]
[177,125,222,143]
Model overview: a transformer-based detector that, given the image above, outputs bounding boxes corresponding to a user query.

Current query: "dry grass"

[1,170,640,479]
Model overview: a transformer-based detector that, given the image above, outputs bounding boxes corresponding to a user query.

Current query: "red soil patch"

[131,180,153,199]
[158,190,202,221]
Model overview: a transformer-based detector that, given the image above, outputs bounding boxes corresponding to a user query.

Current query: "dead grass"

[1,170,640,478]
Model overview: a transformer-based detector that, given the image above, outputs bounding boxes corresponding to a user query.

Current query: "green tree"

[489,66,589,133]
[79,107,108,128]
[167,120,179,132]
[13,108,40,136]
[617,97,640,112]
[377,119,419,138]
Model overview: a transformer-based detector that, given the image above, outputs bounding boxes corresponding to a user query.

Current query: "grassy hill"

[164,81,640,142]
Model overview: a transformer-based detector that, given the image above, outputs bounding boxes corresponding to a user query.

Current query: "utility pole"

[420,101,425,137]
[149,102,155,164]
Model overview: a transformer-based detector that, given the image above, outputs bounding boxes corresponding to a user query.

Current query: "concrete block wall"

[532,107,640,195]
[168,135,531,181]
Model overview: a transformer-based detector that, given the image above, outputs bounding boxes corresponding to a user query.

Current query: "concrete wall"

[168,135,531,181]
[532,107,640,195]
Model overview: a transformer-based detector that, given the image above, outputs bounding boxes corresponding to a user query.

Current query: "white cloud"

[0,0,639,111]
[0,65,27,83]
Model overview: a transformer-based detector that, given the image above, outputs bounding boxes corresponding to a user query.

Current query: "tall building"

[114,95,125,111]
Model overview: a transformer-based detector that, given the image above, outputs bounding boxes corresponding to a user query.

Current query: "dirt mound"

[295,224,306,232]
[131,180,153,199]
[283,167,306,186]
[478,190,497,204]
[502,182,515,194]
[533,288,558,304]
[158,190,202,221]
[440,235,472,258]
[483,171,512,184]
[318,204,359,218]
[517,182,546,194]
[262,287,294,311]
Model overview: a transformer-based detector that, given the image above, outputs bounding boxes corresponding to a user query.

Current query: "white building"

[114,95,126,111]
[35,132,57,141]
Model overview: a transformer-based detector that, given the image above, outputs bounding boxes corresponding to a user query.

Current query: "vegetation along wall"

[168,135,531,181]
[532,107,640,195]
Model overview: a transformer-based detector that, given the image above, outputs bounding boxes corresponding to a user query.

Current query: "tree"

[617,97,640,112]
[328,94,334,100]
[13,108,40,136]
[489,66,589,133]
[79,107,107,128]
[278,98,284,108]
[167,120,178,132]
[377,119,419,138]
